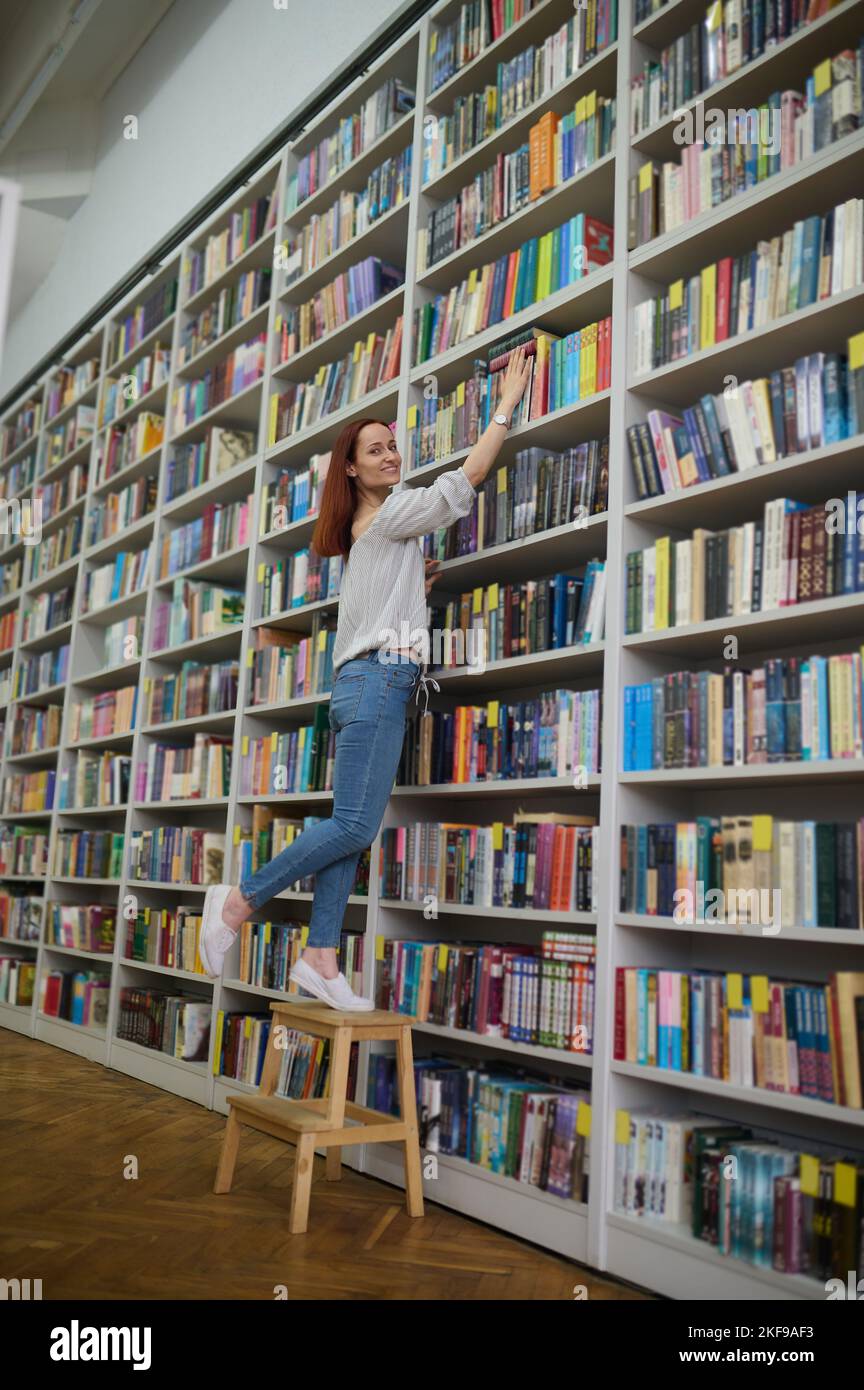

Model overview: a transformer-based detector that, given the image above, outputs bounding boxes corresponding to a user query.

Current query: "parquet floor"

[0,1032,651,1301]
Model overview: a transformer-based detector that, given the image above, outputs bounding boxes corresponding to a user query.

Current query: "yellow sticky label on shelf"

[615,1109,631,1145]
[429,29,437,53]
[586,91,596,118]
[799,1153,820,1198]
[575,96,586,124]
[472,586,483,614]
[706,0,722,31]
[835,1162,857,1208]
[467,268,478,293]
[437,943,448,972]
[669,279,683,311]
[317,629,327,652]
[849,331,864,372]
[353,341,362,362]
[638,162,652,194]
[375,934,386,960]
[233,825,241,845]
[752,815,773,852]
[242,735,249,756]
[726,972,743,1011]
[492,821,504,851]
[300,924,309,949]
[496,468,507,493]
[576,1101,592,1137]
[407,404,419,428]
[456,380,465,406]
[257,562,265,583]
[487,700,499,725]
[247,649,254,667]
[488,582,499,608]
[751,975,770,1013]
[814,59,831,97]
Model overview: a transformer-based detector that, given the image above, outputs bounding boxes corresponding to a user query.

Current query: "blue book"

[788,219,805,312]
[798,215,821,308]
[636,825,648,915]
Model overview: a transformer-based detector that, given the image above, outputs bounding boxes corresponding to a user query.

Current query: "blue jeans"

[238,651,421,948]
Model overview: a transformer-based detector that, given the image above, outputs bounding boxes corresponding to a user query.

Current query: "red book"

[613,966,626,1060]
[502,249,520,319]
[716,257,732,341]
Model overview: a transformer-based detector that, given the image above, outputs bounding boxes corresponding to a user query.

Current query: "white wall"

[1,0,412,397]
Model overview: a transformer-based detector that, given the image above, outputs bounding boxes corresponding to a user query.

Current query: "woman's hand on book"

[500,345,531,413]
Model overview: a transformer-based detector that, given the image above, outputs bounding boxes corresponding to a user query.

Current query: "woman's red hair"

[311,417,393,561]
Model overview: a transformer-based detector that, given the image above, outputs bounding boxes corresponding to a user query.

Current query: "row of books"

[40,969,109,1027]
[626,339,864,498]
[257,547,343,618]
[108,278,177,366]
[0,396,41,462]
[181,188,277,300]
[634,200,864,374]
[57,751,130,810]
[623,650,864,771]
[117,985,211,1061]
[36,465,88,532]
[128,826,225,887]
[413,213,613,361]
[369,1050,591,1201]
[248,619,335,707]
[424,44,615,190]
[100,347,170,426]
[47,902,116,954]
[397,688,602,787]
[1,769,56,815]
[376,931,596,1052]
[21,584,74,641]
[135,734,232,803]
[81,546,151,614]
[428,0,540,93]
[618,816,864,931]
[277,258,404,359]
[630,0,826,133]
[613,965,864,1108]
[151,578,245,651]
[142,660,238,727]
[0,825,49,877]
[1,893,41,944]
[39,404,95,468]
[44,358,99,422]
[268,317,403,444]
[405,319,613,469]
[624,494,864,634]
[614,1111,864,1281]
[421,92,614,262]
[285,78,415,211]
[259,451,330,533]
[629,43,864,248]
[125,904,207,974]
[216,1015,359,1100]
[9,701,63,755]
[14,644,70,701]
[169,333,266,433]
[166,425,257,503]
[234,921,365,995]
[1,956,36,1006]
[68,685,137,743]
[25,515,82,584]
[54,829,124,881]
[178,268,271,367]
[0,555,23,595]
[95,413,165,486]
[158,494,253,580]
[86,474,158,549]
[240,710,332,797]
[378,814,599,912]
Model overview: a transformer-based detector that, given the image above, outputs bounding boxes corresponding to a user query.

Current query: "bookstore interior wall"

[2,0,864,1301]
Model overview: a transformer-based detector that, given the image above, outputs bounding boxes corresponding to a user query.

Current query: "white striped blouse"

[331,464,477,671]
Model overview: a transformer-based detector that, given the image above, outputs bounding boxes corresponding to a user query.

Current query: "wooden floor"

[0,1032,650,1301]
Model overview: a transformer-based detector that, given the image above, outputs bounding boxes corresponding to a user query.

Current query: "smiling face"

[346,421,401,492]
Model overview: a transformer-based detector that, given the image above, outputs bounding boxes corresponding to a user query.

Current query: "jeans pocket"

[329,675,365,731]
[388,662,419,691]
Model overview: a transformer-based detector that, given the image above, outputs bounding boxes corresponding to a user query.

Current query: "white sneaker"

[199,884,237,977]
[289,958,375,1011]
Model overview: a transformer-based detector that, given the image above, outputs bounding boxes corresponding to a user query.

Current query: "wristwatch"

[492,412,510,428]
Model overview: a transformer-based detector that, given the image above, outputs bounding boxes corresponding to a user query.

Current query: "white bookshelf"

[1,0,863,1301]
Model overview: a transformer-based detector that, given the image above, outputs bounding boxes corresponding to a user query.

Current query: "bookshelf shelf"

[4,0,862,1302]
[612,1060,864,1132]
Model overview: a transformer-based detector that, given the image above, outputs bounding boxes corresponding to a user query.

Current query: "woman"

[199,346,532,1007]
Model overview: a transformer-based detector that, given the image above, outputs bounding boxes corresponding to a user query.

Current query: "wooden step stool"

[213,999,424,1234]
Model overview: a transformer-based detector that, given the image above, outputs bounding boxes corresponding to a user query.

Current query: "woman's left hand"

[424,558,441,595]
